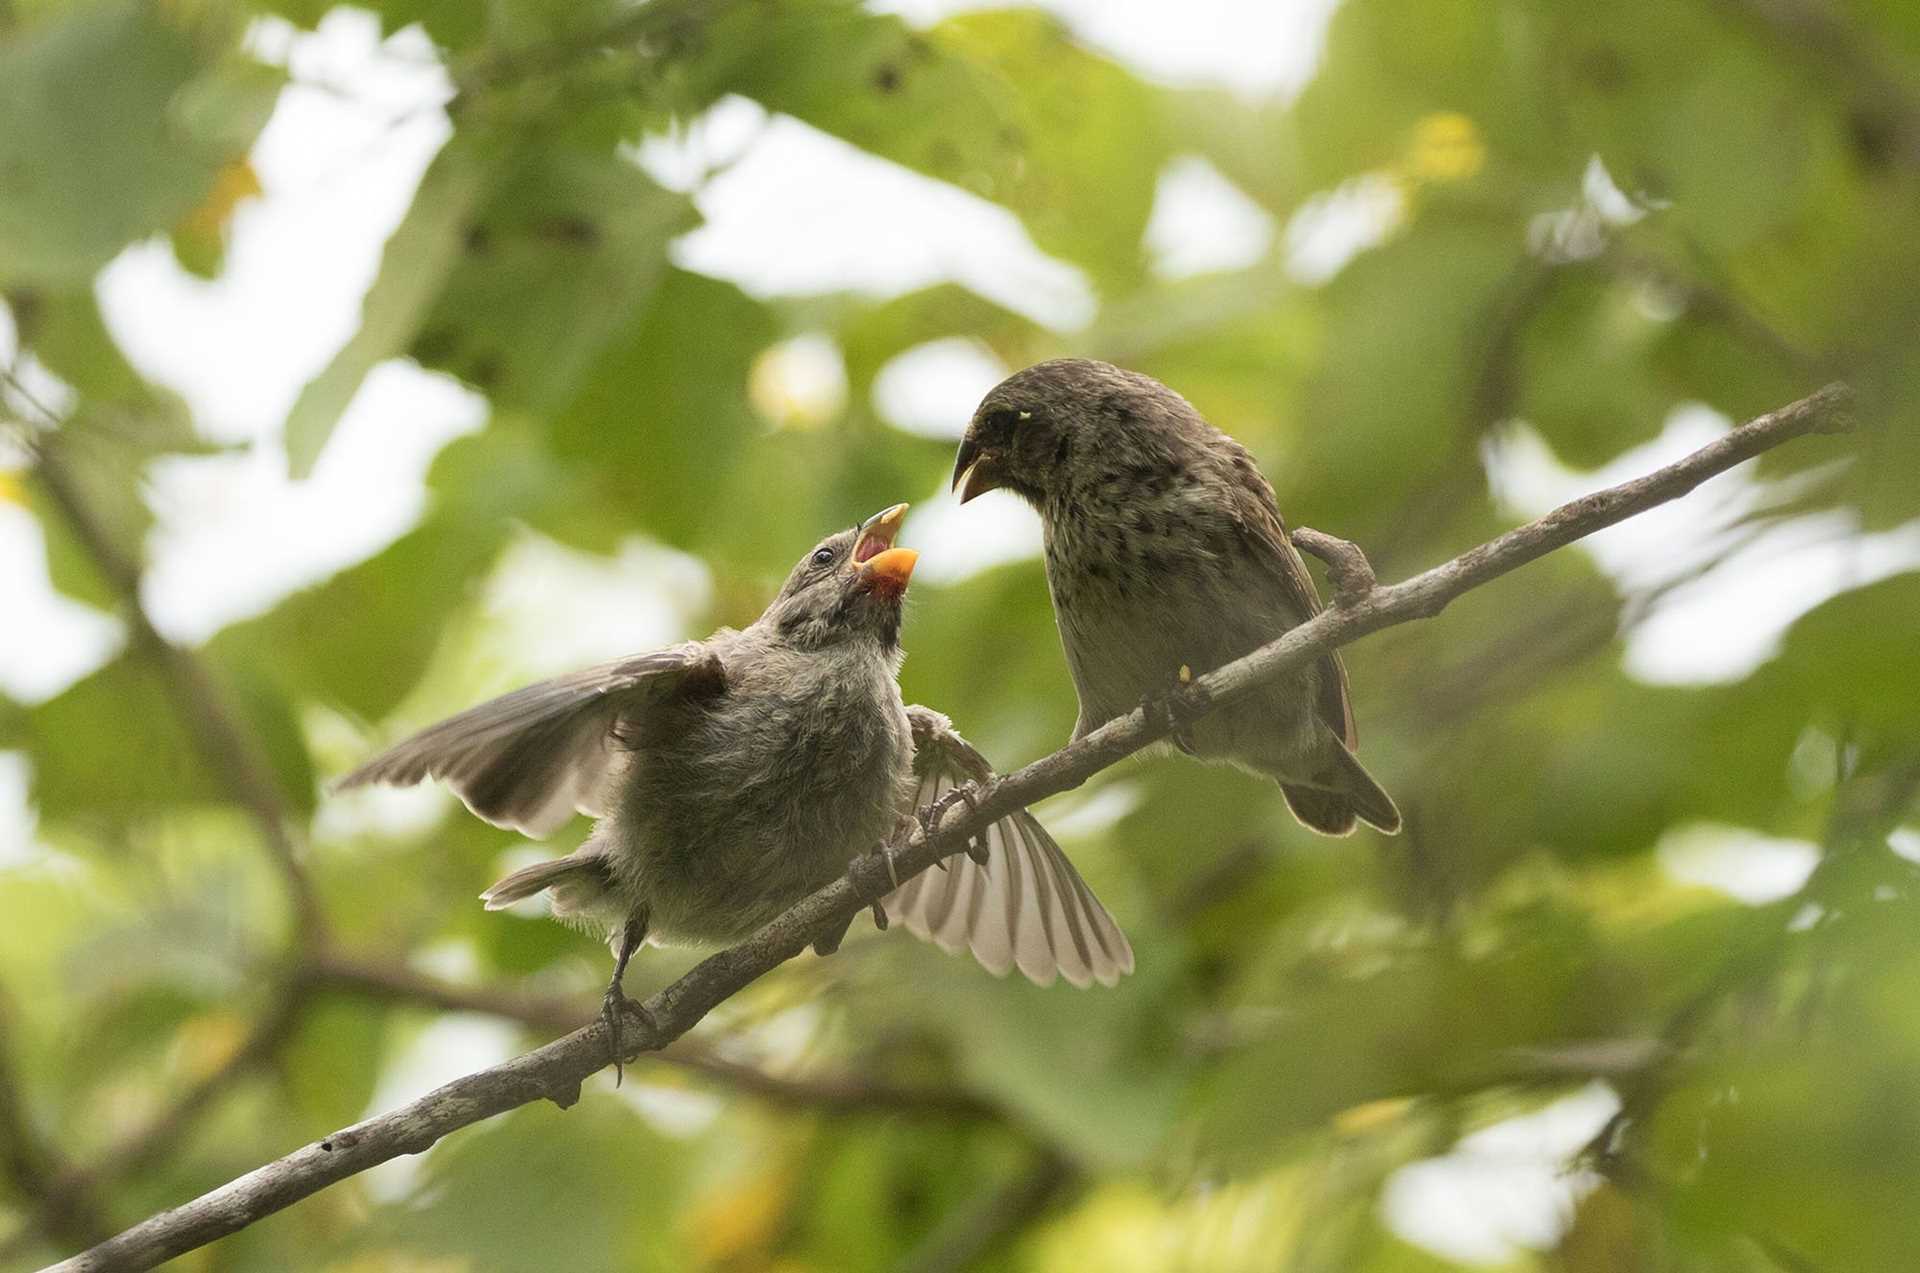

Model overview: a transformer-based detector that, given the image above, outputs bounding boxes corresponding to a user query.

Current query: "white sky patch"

[0,501,127,702]
[140,363,487,644]
[1658,823,1819,905]
[1284,173,1404,285]
[629,93,770,194]
[1039,781,1145,840]
[1891,827,1920,865]
[871,0,1340,99]
[100,10,454,446]
[1623,514,1920,684]
[1381,1082,1618,1267]
[481,532,714,679]
[749,332,849,429]
[669,111,1097,332]
[1146,155,1276,280]
[901,482,1044,585]
[0,753,43,868]
[613,1082,725,1138]
[872,338,1010,439]
[1486,406,1920,684]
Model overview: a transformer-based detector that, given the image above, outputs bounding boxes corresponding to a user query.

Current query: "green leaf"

[0,2,274,287]
[283,138,490,476]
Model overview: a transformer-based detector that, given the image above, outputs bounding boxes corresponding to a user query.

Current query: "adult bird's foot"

[601,982,656,1088]
[921,781,988,865]
[1142,664,1204,755]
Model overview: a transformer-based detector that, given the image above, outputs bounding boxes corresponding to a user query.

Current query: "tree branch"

[45,382,1856,1273]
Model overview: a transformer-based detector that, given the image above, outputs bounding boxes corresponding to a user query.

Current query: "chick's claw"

[921,783,989,865]
[601,983,655,1088]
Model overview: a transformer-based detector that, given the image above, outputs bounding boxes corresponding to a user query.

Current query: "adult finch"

[337,504,1131,1075]
[951,359,1400,837]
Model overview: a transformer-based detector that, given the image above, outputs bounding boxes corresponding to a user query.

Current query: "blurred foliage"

[2,0,1919,1270]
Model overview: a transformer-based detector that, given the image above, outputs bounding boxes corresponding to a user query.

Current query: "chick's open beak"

[858,547,918,598]
[950,438,1001,504]
[854,503,909,563]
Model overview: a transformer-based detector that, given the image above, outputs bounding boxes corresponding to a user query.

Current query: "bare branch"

[1291,527,1376,604]
[45,382,1856,1273]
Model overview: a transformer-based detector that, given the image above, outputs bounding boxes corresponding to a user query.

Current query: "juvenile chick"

[952,360,1400,836]
[337,505,1131,1076]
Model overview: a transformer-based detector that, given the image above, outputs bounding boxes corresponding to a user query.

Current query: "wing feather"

[333,644,719,837]
[884,708,1133,988]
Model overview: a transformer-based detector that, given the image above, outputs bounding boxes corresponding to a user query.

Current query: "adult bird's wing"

[1222,461,1358,749]
[883,707,1133,988]
[332,644,724,837]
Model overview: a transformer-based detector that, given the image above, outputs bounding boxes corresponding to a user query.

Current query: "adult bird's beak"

[854,503,909,562]
[950,438,1002,505]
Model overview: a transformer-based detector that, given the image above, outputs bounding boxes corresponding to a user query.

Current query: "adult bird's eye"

[811,548,834,566]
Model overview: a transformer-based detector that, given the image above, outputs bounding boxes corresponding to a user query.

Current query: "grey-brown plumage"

[951,359,1400,836]
[335,504,1130,1075]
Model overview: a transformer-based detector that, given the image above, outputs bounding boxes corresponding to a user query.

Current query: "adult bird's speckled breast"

[953,358,1401,838]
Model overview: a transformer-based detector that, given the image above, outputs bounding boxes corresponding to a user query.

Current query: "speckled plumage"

[954,358,1399,836]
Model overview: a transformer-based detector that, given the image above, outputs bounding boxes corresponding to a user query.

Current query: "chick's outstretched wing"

[334,644,724,837]
[885,707,1133,988]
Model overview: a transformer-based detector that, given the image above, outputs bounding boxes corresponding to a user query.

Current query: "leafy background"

[2,0,1919,1270]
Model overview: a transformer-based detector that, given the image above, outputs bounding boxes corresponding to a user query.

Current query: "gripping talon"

[920,782,989,866]
[870,900,890,931]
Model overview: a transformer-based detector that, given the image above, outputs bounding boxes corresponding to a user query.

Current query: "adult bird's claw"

[1144,664,1203,754]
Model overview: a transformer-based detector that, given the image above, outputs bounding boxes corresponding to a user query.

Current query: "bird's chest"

[1043,489,1239,722]
[636,660,912,857]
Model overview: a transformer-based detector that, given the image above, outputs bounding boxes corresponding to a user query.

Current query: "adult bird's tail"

[1279,742,1401,837]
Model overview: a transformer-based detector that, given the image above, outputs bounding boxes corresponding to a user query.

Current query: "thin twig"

[307,951,997,1118]
[45,382,1856,1273]
[29,439,324,941]
[0,989,110,1251]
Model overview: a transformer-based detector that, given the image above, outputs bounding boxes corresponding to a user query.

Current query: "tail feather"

[1279,783,1360,836]
[1280,743,1401,837]
[480,854,611,912]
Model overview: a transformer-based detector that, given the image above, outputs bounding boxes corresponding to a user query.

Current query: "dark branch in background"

[0,991,109,1253]
[27,435,324,942]
[896,1149,1076,1273]
[306,951,998,1118]
[43,382,1856,1273]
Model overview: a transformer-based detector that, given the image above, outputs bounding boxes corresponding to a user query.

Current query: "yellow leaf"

[686,1161,795,1266]
[179,158,262,239]
[1404,112,1485,184]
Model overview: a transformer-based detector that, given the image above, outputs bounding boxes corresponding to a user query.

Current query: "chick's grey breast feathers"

[883,707,1133,988]
[330,642,726,837]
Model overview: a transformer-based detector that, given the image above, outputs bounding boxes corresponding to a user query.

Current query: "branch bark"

[43,382,1856,1273]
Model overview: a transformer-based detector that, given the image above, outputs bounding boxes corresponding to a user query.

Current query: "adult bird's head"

[766,503,919,651]
[953,358,1192,508]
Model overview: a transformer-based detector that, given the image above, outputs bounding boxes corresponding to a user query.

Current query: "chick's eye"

[811,548,835,566]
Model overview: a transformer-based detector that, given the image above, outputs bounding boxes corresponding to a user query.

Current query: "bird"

[949,358,1400,837]
[334,503,1132,1078]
